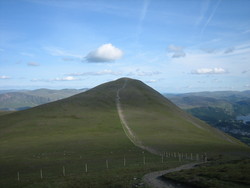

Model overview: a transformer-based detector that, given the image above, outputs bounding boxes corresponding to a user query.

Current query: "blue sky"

[0,0,250,93]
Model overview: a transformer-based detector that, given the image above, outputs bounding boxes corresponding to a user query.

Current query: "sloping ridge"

[114,78,247,154]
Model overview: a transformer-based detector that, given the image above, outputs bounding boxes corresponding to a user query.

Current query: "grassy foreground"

[163,157,250,188]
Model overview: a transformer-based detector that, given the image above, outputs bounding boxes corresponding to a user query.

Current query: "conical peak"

[114,77,144,86]
[115,77,135,82]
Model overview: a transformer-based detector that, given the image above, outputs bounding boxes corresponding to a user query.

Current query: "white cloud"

[67,69,121,76]
[168,45,186,58]
[54,76,78,81]
[31,76,79,82]
[86,43,123,62]
[146,79,157,83]
[62,57,79,62]
[191,68,227,74]
[0,75,11,79]
[27,62,40,66]
[127,69,161,76]
[245,84,250,88]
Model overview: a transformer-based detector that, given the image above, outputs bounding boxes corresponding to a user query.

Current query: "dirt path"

[143,162,201,188]
[116,79,159,155]
[116,79,138,145]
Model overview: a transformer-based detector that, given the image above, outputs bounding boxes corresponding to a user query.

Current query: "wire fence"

[11,152,207,183]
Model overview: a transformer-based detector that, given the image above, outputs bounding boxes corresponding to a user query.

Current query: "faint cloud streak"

[191,67,227,75]
[0,75,11,79]
[27,62,40,66]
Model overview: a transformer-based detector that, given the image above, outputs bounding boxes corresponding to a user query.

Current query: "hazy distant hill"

[165,91,250,145]
[166,90,250,101]
[0,88,86,110]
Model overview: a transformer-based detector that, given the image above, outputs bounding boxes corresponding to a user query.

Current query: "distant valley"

[165,90,250,145]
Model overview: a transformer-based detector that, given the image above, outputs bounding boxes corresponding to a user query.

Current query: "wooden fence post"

[85,163,88,173]
[40,169,43,179]
[106,160,109,169]
[17,172,20,181]
[124,156,126,166]
[63,166,65,176]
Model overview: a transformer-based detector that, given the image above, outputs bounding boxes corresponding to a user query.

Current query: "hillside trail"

[116,79,160,155]
[143,162,202,188]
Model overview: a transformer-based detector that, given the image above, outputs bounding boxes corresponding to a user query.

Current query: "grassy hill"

[0,78,248,187]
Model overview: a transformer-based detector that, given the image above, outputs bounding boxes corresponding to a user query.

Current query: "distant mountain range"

[165,90,250,145]
[0,88,87,110]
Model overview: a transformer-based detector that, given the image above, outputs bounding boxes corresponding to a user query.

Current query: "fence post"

[143,156,146,165]
[204,153,207,163]
[85,163,88,173]
[161,155,164,163]
[190,153,193,160]
[40,169,43,179]
[106,160,109,169]
[17,172,20,181]
[124,156,126,166]
[63,166,65,176]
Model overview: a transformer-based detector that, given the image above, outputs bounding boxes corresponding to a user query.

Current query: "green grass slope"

[0,79,151,187]
[0,78,248,187]
[119,78,248,153]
